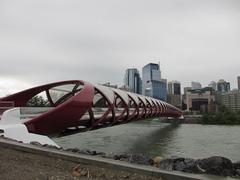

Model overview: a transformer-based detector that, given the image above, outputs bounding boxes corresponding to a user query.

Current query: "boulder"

[197,156,234,176]
[30,141,42,146]
[174,158,201,173]
[66,148,80,153]
[235,169,240,177]
[233,161,240,177]
[158,158,175,171]
[42,144,61,149]
[65,148,105,156]
[158,157,201,173]
[113,154,152,165]
[233,161,240,170]
[128,154,152,165]
[113,154,129,161]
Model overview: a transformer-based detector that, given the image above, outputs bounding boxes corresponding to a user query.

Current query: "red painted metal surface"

[0,80,182,135]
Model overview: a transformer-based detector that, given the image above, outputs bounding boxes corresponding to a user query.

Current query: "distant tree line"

[202,106,240,125]
[26,95,50,107]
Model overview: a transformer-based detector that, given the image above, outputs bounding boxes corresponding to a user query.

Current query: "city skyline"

[0,0,240,96]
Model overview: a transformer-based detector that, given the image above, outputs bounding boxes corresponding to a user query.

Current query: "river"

[55,119,240,161]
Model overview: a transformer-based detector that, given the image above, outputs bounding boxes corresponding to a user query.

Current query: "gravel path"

[0,146,162,180]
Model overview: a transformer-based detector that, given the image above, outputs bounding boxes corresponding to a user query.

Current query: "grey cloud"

[0,0,240,95]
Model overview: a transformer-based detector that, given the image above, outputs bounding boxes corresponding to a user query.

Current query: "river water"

[55,119,240,161]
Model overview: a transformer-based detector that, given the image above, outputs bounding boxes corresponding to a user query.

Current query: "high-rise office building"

[191,82,202,90]
[238,76,240,90]
[218,90,240,112]
[142,63,167,101]
[182,87,192,110]
[167,81,181,108]
[217,79,230,94]
[124,68,142,94]
[168,81,181,95]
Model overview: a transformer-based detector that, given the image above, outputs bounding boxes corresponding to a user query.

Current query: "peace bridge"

[0,80,182,145]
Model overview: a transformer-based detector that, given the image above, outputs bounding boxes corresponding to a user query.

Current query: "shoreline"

[0,138,236,180]
[60,147,240,179]
[0,138,162,180]
[1,137,239,179]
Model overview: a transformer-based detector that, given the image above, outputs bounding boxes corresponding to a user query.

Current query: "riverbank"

[0,138,232,180]
[0,139,163,180]
[63,147,240,179]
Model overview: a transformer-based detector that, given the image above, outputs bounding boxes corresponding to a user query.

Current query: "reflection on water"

[55,119,240,161]
[128,122,180,156]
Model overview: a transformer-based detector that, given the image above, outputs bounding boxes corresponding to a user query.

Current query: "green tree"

[202,106,240,125]
[26,96,50,107]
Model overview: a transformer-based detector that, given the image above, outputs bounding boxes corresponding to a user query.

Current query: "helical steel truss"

[0,80,182,135]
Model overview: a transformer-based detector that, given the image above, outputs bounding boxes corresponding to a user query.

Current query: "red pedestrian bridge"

[0,80,182,137]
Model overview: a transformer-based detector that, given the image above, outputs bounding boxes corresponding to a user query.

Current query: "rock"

[235,169,240,177]
[66,148,80,153]
[112,154,152,165]
[128,154,152,165]
[197,156,234,176]
[152,156,163,167]
[158,156,236,176]
[78,149,95,155]
[87,150,105,156]
[158,158,175,171]
[113,154,129,161]
[158,157,194,172]
[174,158,201,173]
[66,148,106,156]
[30,141,62,150]
[158,157,204,173]
[42,144,61,150]
[233,161,240,170]
[30,141,42,146]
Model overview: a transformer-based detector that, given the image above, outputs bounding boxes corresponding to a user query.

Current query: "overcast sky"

[0,0,240,96]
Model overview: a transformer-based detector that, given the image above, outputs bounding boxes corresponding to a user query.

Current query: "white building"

[191,82,202,90]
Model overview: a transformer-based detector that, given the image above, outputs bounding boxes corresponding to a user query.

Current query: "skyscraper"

[142,63,167,101]
[217,79,230,94]
[168,81,181,95]
[124,68,142,94]
[238,76,240,90]
[167,81,181,108]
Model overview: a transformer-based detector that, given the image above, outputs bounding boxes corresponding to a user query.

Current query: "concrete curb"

[0,139,236,180]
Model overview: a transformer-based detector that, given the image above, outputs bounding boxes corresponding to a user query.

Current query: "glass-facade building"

[124,68,142,94]
[167,81,181,108]
[168,81,181,95]
[217,79,230,94]
[142,63,167,101]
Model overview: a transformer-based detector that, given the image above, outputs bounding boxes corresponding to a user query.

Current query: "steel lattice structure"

[0,80,182,135]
